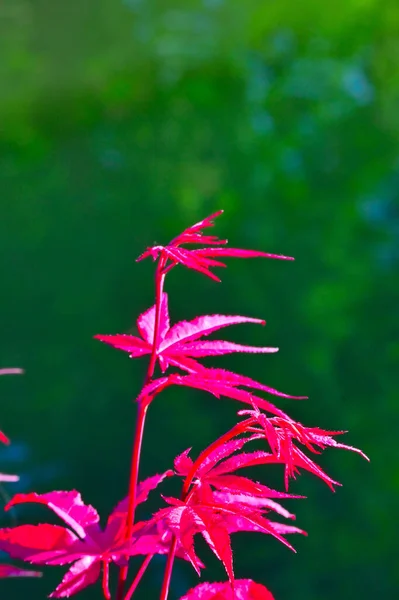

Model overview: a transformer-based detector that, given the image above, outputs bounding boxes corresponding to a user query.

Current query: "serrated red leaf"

[193,438,249,481]
[192,247,294,262]
[163,369,300,420]
[95,294,274,377]
[174,448,194,476]
[151,490,296,581]
[234,407,369,490]
[6,491,100,541]
[206,474,303,500]
[136,210,293,280]
[211,490,295,520]
[0,473,173,598]
[50,557,101,598]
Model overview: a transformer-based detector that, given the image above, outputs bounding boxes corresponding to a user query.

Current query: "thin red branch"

[159,536,178,600]
[115,261,166,600]
[124,555,153,600]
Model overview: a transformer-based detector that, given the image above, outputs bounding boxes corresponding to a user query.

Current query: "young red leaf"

[192,438,249,481]
[173,367,306,400]
[235,407,369,490]
[161,368,302,420]
[136,210,294,280]
[170,211,226,247]
[193,247,294,262]
[179,579,275,600]
[173,441,303,529]
[95,293,277,374]
[174,448,194,476]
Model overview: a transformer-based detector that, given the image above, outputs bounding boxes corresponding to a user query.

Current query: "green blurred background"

[0,0,398,598]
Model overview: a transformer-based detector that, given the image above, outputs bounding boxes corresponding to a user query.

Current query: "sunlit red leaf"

[136,210,293,280]
[6,491,100,540]
[0,474,173,598]
[95,294,275,375]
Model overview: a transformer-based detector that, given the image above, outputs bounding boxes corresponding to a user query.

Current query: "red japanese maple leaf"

[148,438,305,585]
[236,406,369,490]
[174,440,304,521]
[95,293,278,373]
[179,579,275,600]
[136,211,293,281]
[0,472,172,598]
[137,366,305,416]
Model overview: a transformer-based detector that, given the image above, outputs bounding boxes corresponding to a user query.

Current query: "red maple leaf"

[95,293,277,373]
[136,211,293,281]
[236,406,369,490]
[137,365,305,416]
[147,438,306,585]
[0,472,172,598]
[174,441,304,521]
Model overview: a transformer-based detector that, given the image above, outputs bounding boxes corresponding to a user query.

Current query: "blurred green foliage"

[0,0,398,598]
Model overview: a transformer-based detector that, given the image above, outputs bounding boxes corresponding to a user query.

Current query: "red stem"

[159,537,178,600]
[124,555,154,600]
[115,262,166,600]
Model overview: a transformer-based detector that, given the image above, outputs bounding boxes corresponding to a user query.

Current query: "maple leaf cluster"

[0,212,368,600]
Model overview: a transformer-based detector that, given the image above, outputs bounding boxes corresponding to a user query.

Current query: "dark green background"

[1,1,398,598]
